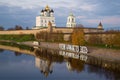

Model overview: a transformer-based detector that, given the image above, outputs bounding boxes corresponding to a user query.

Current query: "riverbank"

[21,41,120,62]
[0,40,120,62]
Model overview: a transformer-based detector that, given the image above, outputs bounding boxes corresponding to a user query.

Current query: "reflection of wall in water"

[35,57,53,77]
[86,56,120,72]
[59,50,88,62]
[66,58,85,72]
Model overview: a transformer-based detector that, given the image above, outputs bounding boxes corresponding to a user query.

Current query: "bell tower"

[66,13,76,27]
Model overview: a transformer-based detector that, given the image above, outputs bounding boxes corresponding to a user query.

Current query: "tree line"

[0,25,30,31]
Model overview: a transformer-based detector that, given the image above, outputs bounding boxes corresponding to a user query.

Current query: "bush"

[71,28,85,45]
[36,31,64,42]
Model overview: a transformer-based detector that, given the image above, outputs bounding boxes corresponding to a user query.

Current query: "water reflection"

[14,52,22,56]
[35,57,53,77]
[0,49,4,53]
[34,47,120,79]
[67,58,84,72]
[0,43,120,80]
[34,48,85,75]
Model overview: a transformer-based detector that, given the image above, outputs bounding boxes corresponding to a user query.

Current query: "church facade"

[33,5,56,29]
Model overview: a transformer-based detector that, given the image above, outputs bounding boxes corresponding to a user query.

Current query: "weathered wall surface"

[0,27,104,41]
[0,29,47,35]
[85,32,119,42]
[0,27,103,35]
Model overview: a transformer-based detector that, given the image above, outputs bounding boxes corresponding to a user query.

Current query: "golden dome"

[45,5,50,10]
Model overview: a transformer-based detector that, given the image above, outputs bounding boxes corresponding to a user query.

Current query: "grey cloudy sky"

[0,0,120,29]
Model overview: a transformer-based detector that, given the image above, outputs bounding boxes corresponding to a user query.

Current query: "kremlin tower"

[98,22,103,29]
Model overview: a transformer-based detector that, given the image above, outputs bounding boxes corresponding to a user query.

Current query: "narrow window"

[72,18,74,22]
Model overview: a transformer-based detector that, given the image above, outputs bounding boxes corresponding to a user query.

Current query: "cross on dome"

[45,5,50,10]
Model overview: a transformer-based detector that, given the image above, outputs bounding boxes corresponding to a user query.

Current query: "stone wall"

[0,27,104,41]
[85,32,118,43]
[0,29,47,35]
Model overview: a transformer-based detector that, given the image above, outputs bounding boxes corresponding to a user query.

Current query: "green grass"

[87,44,120,50]
[0,34,35,42]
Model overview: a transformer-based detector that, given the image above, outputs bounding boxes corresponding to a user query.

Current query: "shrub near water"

[0,34,35,42]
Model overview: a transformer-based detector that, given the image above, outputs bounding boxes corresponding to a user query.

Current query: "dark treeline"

[0,25,30,31]
[36,31,64,42]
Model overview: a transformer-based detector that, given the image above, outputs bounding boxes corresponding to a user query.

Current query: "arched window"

[52,20,54,22]
[69,18,70,22]
[41,20,43,23]
[72,18,74,22]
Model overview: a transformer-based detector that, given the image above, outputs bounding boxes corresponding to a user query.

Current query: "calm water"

[0,45,120,80]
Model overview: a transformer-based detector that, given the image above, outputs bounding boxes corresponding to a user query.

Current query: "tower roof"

[99,22,103,26]
[98,22,103,29]
[50,9,54,13]
[41,9,44,12]
[69,13,74,17]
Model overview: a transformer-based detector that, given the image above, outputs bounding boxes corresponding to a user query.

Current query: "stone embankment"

[0,40,120,62]
[22,41,120,62]
[88,46,120,61]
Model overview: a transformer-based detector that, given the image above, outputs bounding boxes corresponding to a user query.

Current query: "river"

[0,43,120,80]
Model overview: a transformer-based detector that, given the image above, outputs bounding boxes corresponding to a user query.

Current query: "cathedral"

[34,5,56,29]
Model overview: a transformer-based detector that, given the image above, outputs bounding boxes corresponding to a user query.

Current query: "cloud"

[79,3,98,11]
[0,0,71,9]
[0,0,120,29]
[83,16,120,26]
[76,16,87,19]
[103,16,120,25]
[0,5,36,28]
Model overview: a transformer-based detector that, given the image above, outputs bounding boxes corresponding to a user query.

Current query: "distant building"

[66,13,76,27]
[33,5,56,29]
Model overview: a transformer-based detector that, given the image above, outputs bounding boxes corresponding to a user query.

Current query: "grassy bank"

[0,34,35,42]
[87,44,120,50]
[0,41,34,51]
